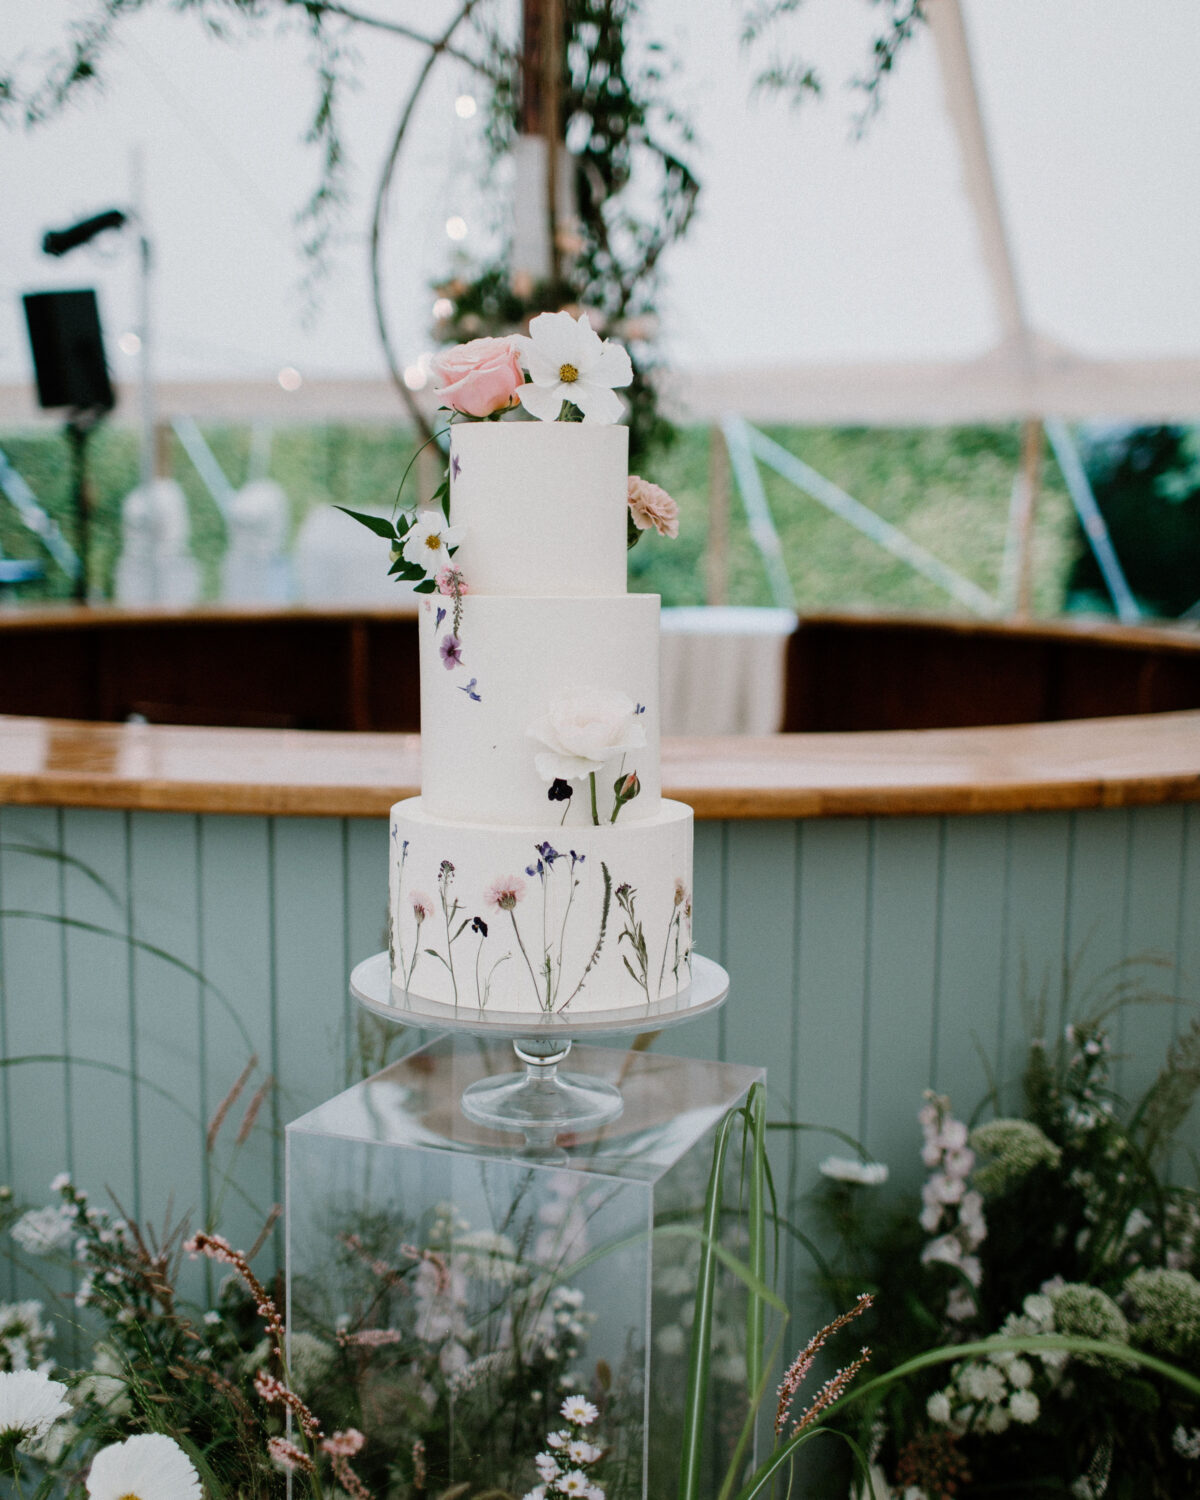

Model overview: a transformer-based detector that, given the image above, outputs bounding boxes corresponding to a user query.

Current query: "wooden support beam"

[1013,417,1044,617]
[706,423,730,606]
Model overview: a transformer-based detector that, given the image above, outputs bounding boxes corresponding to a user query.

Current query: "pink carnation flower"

[485,876,526,912]
[431,337,524,417]
[627,475,679,538]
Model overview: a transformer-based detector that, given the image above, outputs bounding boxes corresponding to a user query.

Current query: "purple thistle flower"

[439,634,464,670]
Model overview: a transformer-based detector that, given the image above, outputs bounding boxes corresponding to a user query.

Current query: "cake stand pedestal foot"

[460,1036,624,1143]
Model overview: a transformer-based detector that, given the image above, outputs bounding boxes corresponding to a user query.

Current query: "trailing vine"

[2,0,924,460]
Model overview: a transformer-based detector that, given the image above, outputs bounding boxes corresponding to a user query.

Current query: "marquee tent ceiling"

[2,0,1197,425]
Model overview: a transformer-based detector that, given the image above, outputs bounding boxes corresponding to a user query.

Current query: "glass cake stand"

[349,950,730,1144]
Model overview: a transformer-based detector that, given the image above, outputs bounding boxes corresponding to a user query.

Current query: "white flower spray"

[522,1392,606,1500]
[917,1091,986,1321]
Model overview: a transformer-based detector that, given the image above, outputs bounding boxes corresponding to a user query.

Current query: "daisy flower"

[85,1432,202,1499]
[0,1370,70,1446]
[560,1393,599,1426]
[401,511,464,572]
[512,310,633,424]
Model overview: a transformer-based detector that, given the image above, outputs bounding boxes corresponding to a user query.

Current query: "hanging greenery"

[2,0,924,461]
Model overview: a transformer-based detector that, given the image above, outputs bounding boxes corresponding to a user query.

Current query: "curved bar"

[0,711,1197,820]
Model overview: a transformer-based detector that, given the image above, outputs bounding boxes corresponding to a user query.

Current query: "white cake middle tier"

[420,592,662,827]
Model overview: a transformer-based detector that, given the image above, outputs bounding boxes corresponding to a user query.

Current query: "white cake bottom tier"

[419,592,662,828]
[389,797,693,1016]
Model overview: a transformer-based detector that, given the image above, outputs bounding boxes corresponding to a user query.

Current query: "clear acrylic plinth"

[350,950,730,1144]
[286,1034,764,1499]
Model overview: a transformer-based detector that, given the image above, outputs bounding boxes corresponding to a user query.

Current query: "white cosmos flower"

[818,1156,889,1186]
[0,1369,71,1444]
[401,511,464,572]
[528,689,646,782]
[512,310,633,424]
[86,1432,202,1500]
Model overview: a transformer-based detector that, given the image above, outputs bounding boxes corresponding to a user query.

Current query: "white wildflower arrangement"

[521,1392,607,1500]
[815,999,1200,1496]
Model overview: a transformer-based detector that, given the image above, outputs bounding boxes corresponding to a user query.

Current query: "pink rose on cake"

[627,475,679,538]
[528,688,647,782]
[430,336,524,417]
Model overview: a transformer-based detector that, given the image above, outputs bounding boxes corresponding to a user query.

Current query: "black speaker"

[22,289,115,413]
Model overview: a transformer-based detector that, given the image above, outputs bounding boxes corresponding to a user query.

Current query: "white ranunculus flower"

[528,689,647,782]
[86,1432,202,1500]
[511,310,633,424]
[400,511,464,572]
[0,1369,71,1444]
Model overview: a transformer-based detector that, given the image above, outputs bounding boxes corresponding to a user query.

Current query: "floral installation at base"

[0,1166,632,1500]
[810,1006,1200,1499]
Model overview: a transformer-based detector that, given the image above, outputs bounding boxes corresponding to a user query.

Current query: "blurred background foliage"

[3,420,1199,620]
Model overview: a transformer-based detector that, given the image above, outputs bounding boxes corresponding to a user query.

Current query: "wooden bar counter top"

[0,711,1197,820]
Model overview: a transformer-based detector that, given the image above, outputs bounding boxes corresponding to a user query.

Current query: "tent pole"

[1012,417,1044,617]
[706,423,730,606]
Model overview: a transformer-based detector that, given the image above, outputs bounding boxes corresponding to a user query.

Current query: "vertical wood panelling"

[793,821,872,1169]
[1063,808,1132,1033]
[270,819,350,1127]
[999,813,1073,1111]
[665,821,725,1063]
[343,818,391,1084]
[127,812,204,1248]
[0,807,70,1202]
[2,799,1198,1313]
[1117,805,1188,1107]
[1179,807,1200,1010]
[60,810,137,1214]
[862,819,943,1184]
[0,806,71,1312]
[933,815,1010,1112]
[196,816,276,1262]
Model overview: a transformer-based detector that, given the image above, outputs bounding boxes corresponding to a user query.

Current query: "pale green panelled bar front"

[2,801,1197,1305]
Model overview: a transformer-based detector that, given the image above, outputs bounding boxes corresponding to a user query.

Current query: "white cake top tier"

[447,421,628,596]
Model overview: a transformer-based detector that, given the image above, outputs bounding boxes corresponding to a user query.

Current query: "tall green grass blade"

[745,1084,767,1407]
[678,1105,738,1500]
[0,909,255,1056]
[0,842,122,908]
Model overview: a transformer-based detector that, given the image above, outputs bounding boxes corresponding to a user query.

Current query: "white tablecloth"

[660,607,797,736]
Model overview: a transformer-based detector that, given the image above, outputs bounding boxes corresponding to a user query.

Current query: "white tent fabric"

[2,0,1198,424]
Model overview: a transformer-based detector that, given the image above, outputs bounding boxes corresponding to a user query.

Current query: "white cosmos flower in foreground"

[0,1369,71,1444]
[400,511,465,572]
[512,310,633,424]
[86,1432,202,1500]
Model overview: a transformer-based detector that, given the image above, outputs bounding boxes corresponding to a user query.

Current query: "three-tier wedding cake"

[383,315,692,1017]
